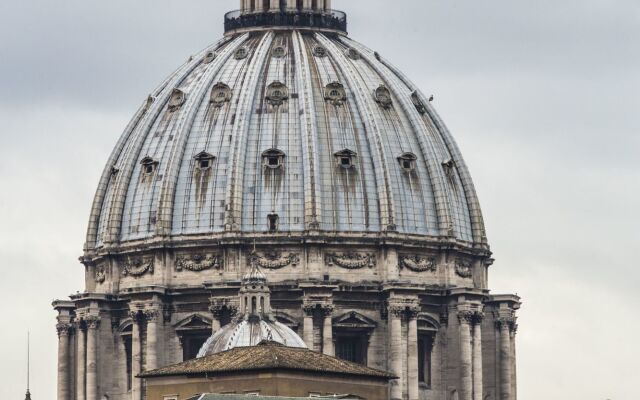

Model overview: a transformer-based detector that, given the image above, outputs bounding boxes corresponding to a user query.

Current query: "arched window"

[252,296,257,313]
[268,214,279,232]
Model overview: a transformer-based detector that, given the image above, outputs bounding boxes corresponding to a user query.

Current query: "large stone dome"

[85,12,487,251]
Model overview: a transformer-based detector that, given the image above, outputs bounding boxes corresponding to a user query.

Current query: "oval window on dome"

[312,45,327,58]
[210,82,232,107]
[203,50,218,64]
[345,48,360,60]
[324,82,347,106]
[272,45,287,58]
[265,82,289,106]
[373,85,392,109]
[234,46,249,60]
[168,88,186,110]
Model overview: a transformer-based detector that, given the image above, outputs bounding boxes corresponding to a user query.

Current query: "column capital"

[320,304,334,317]
[472,311,485,325]
[85,315,101,329]
[495,316,516,330]
[56,323,73,337]
[209,298,238,319]
[302,303,317,316]
[143,309,160,322]
[457,310,475,324]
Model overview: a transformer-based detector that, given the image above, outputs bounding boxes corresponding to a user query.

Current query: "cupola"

[225,0,347,34]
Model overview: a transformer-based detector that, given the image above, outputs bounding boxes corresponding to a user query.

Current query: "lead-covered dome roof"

[86,22,487,249]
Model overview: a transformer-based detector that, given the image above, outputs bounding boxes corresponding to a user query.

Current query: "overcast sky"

[0,0,638,399]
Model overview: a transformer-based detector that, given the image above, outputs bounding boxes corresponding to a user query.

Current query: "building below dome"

[141,341,394,400]
[197,261,307,356]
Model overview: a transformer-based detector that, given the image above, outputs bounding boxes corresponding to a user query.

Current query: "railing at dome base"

[224,10,348,33]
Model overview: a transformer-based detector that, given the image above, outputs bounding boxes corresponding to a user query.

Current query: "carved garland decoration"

[325,252,375,270]
[250,251,300,270]
[398,255,436,273]
[176,254,223,272]
[122,258,154,277]
[455,259,473,278]
[95,265,106,283]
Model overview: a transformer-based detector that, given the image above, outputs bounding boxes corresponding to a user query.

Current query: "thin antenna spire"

[25,331,32,400]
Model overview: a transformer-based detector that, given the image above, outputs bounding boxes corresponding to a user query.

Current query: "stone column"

[270,0,279,11]
[286,0,297,11]
[56,324,72,400]
[322,305,334,356]
[130,312,142,400]
[388,305,404,400]
[325,0,332,10]
[407,308,420,400]
[145,310,160,371]
[458,311,474,400]
[472,313,484,400]
[303,0,312,11]
[510,323,518,400]
[76,322,86,400]
[497,317,513,400]
[85,316,100,400]
[303,305,315,350]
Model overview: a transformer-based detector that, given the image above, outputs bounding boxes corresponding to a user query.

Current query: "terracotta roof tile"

[140,341,394,379]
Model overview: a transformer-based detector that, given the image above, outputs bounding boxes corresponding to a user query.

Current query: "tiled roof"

[140,341,394,379]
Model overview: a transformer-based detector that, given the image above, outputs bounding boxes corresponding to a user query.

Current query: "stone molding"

[175,254,222,272]
[250,251,300,270]
[454,258,473,278]
[121,257,153,277]
[398,254,436,273]
[325,252,375,269]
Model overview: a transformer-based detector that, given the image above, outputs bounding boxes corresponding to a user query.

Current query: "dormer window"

[140,157,159,175]
[267,214,279,232]
[334,149,357,169]
[398,153,417,172]
[168,88,186,110]
[194,152,215,170]
[411,91,427,114]
[262,149,285,169]
[345,48,360,60]
[210,82,232,107]
[312,45,327,58]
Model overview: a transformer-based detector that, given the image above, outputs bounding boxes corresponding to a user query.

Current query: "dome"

[197,318,307,356]
[85,3,487,251]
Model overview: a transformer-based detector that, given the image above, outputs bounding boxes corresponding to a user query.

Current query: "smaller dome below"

[198,316,307,356]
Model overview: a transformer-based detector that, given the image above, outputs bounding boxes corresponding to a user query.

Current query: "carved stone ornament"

[373,85,393,108]
[442,159,456,181]
[324,82,347,106]
[122,257,154,277]
[95,265,106,284]
[210,82,232,106]
[398,254,436,273]
[265,81,289,106]
[455,259,473,278]
[176,254,223,272]
[411,91,427,114]
[325,252,375,270]
[312,45,328,57]
[56,323,73,337]
[250,251,300,270]
[457,310,475,324]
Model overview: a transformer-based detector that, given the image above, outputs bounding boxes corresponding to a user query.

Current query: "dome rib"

[292,31,322,229]
[318,34,397,231]
[155,34,249,237]
[99,44,220,245]
[342,37,454,237]
[375,55,487,244]
[224,32,275,231]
